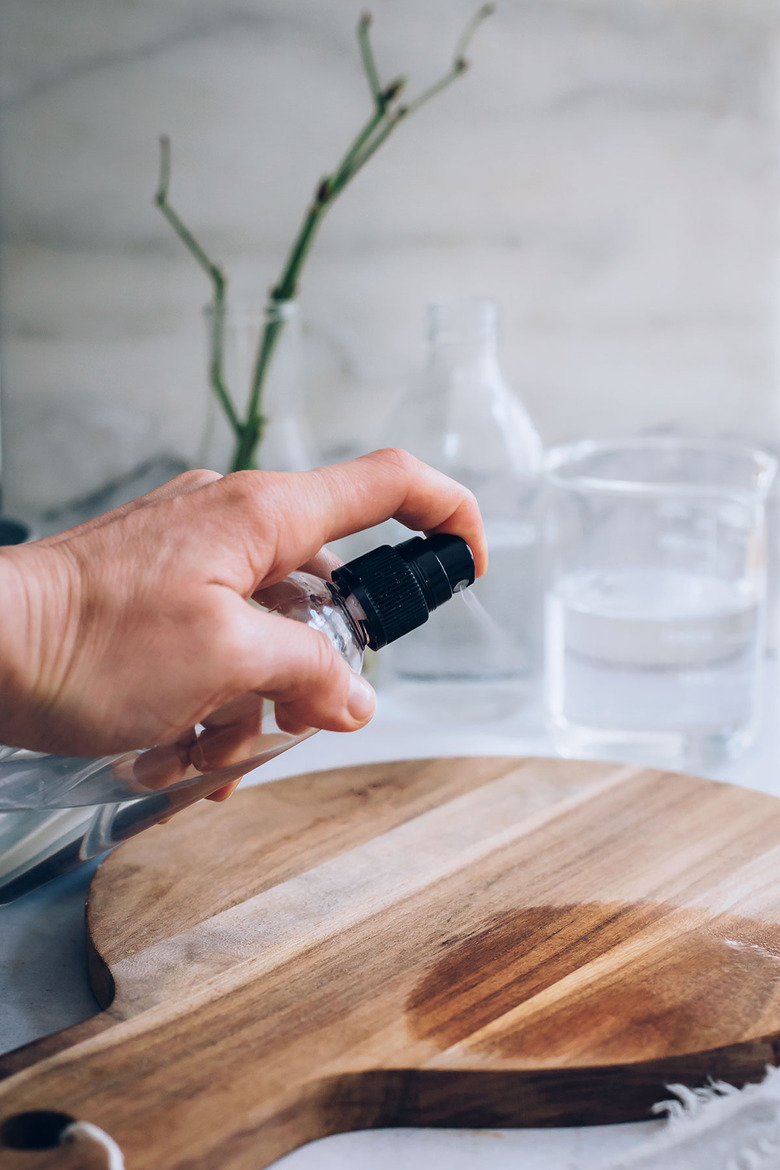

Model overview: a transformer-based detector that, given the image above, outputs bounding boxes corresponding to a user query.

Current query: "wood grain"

[2,756,780,1169]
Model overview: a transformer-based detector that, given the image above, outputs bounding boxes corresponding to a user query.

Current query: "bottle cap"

[331,533,475,650]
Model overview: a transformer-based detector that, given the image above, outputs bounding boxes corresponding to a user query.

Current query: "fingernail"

[348,673,376,723]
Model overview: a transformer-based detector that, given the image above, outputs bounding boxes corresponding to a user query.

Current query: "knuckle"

[373,446,417,475]
[460,483,479,510]
[217,469,274,508]
[173,468,222,490]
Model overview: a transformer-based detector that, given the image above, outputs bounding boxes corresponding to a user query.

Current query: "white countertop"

[2,664,779,1169]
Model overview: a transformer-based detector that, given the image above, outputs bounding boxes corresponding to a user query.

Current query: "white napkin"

[597,1067,780,1170]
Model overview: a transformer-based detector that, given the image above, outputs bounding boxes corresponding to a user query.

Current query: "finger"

[205,778,243,802]
[133,727,198,790]
[228,603,376,734]
[189,693,264,772]
[297,547,344,579]
[134,695,264,794]
[135,730,244,803]
[38,469,222,546]
[200,692,263,729]
[212,448,487,587]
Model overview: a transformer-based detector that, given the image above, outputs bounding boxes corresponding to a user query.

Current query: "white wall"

[2,0,779,518]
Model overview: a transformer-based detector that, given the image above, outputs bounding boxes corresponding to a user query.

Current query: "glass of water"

[544,436,777,768]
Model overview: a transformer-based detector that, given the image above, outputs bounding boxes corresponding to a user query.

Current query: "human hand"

[0,450,485,788]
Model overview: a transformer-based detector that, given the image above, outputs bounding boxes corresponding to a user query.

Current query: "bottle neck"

[333,587,371,652]
[425,297,502,388]
[427,339,500,381]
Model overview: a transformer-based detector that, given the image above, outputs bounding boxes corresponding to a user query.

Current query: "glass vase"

[198,300,319,474]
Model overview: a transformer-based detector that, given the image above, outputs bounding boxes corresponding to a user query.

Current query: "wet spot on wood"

[407,902,780,1062]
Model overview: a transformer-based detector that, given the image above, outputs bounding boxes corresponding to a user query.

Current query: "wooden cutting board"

[3,755,780,1169]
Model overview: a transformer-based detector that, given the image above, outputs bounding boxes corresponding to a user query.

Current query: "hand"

[0,450,486,784]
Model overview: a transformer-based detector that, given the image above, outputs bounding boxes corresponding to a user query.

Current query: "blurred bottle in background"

[380,296,543,720]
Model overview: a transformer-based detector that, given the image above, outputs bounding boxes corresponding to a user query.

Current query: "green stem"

[271,102,389,304]
[246,9,493,464]
[267,6,490,308]
[155,8,493,472]
[357,12,383,108]
[206,283,241,436]
[454,4,496,66]
[230,421,264,472]
[401,64,465,119]
[271,204,324,304]
[335,105,389,182]
[155,137,241,436]
[245,310,286,436]
[333,111,404,191]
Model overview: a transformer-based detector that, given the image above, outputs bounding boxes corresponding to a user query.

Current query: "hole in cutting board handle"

[1,1109,76,1149]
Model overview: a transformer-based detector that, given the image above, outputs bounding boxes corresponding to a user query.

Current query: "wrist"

[0,542,82,749]
[0,549,32,699]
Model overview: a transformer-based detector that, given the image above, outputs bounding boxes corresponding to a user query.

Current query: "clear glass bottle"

[382,297,543,720]
[0,533,474,902]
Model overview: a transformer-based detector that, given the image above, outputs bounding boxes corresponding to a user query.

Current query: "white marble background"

[1,0,780,517]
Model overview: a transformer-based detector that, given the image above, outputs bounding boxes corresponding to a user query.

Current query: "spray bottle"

[0,533,475,900]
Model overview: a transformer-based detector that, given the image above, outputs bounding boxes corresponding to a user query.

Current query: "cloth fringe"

[597,1066,780,1170]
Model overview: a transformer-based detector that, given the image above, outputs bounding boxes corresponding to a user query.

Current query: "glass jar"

[544,435,777,768]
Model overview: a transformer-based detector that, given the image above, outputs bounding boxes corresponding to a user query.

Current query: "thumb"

[234,608,376,735]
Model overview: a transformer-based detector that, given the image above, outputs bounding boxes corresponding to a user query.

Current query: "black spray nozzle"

[331,533,475,650]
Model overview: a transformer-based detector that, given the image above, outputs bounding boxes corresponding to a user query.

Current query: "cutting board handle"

[0,1015,114,1082]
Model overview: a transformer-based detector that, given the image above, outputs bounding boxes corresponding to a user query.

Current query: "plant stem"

[241,310,286,465]
[357,12,383,108]
[156,7,493,472]
[454,4,496,67]
[230,419,263,472]
[268,6,492,299]
[154,137,241,436]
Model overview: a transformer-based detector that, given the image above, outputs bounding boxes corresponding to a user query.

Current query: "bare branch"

[205,290,242,437]
[154,137,241,435]
[257,5,494,436]
[401,68,463,119]
[332,111,404,193]
[403,4,494,118]
[271,101,387,301]
[454,4,495,69]
[155,133,172,203]
[154,137,224,288]
[156,8,492,470]
[357,12,383,108]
